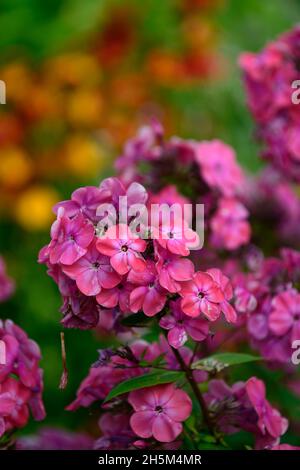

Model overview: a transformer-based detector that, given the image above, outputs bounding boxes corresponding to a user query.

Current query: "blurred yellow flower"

[66,89,103,127]
[1,63,33,105]
[0,147,33,189]
[44,53,101,87]
[14,186,59,231]
[62,134,107,177]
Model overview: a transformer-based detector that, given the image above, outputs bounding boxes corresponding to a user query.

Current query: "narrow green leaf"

[104,371,184,402]
[192,353,261,372]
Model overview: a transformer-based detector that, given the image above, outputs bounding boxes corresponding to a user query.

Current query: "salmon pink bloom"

[180,271,224,320]
[211,198,251,250]
[206,268,237,323]
[156,248,194,293]
[156,218,199,256]
[96,282,133,312]
[196,140,244,197]
[0,377,31,437]
[49,210,94,266]
[128,384,192,442]
[159,299,209,348]
[53,186,109,222]
[269,289,300,343]
[128,261,167,316]
[246,377,288,440]
[62,241,121,296]
[97,224,146,275]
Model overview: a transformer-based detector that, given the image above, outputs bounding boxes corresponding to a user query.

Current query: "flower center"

[92,262,100,269]
[121,245,128,252]
[198,292,204,299]
[155,405,163,414]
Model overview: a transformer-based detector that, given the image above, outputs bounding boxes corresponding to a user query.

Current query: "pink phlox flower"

[53,186,110,222]
[206,268,237,323]
[49,208,94,266]
[210,198,251,250]
[196,140,244,197]
[155,217,199,256]
[269,289,300,343]
[96,281,133,312]
[246,377,288,440]
[159,299,209,349]
[128,261,167,316]
[128,383,192,443]
[97,224,147,275]
[155,247,194,293]
[62,240,121,296]
[180,271,224,320]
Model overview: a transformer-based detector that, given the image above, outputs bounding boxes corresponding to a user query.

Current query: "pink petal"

[221,301,237,323]
[199,299,220,321]
[96,238,120,257]
[181,295,200,317]
[76,269,101,296]
[143,289,166,316]
[167,326,188,349]
[110,252,129,275]
[96,288,119,308]
[165,389,192,421]
[168,259,194,281]
[152,414,183,442]
[130,411,155,439]
[269,310,293,336]
[130,286,147,313]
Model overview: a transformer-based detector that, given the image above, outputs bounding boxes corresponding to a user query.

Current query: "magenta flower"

[128,384,192,442]
[269,289,300,343]
[53,186,109,222]
[206,268,237,323]
[196,140,244,197]
[156,248,194,293]
[128,261,167,316]
[240,26,300,182]
[97,224,146,275]
[49,209,94,266]
[246,377,288,440]
[180,271,224,320]
[210,198,251,250]
[96,282,133,312]
[0,377,31,437]
[159,299,209,349]
[62,241,121,296]
[155,218,199,256]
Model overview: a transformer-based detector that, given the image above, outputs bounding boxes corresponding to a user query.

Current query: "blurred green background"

[0,0,299,435]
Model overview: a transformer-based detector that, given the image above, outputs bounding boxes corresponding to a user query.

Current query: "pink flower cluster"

[37,119,300,450]
[230,248,300,364]
[205,377,288,449]
[39,175,237,335]
[0,320,45,438]
[0,257,15,303]
[115,121,251,251]
[240,26,300,182]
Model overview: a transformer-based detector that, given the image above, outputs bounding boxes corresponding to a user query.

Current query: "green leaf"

[104,371,184,402]
[192,353,261,372]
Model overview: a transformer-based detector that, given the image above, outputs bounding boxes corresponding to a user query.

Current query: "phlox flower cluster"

[0,320,45,441]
